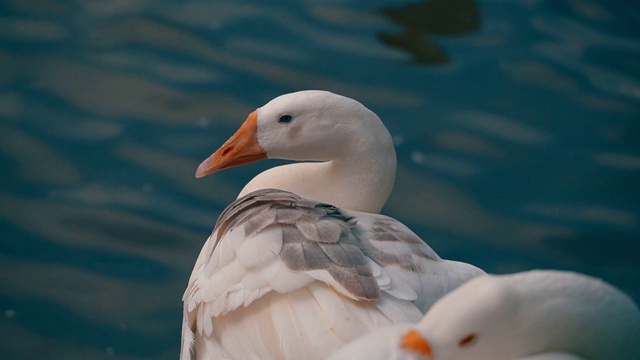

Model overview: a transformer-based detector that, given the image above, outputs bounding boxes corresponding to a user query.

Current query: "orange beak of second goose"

[195,111,267,178]
[401,329,434,359]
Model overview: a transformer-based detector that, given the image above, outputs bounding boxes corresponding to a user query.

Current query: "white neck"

[238,130,396,214]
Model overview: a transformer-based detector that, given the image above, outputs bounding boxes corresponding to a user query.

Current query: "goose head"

[401,276,518,360]
[401,271,640,360]
[195,90,396,213]
[196,90,392,176]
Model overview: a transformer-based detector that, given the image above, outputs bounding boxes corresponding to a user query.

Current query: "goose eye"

[279,115,293,123]
[458,334,477,347]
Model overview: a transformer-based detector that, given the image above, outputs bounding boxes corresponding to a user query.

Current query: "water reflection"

[378,0,480,64]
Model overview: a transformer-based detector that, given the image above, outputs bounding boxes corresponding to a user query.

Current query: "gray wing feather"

[281,241,332,270]
[318,242,367,267]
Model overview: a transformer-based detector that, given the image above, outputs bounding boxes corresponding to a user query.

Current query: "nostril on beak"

[221,146,232,156]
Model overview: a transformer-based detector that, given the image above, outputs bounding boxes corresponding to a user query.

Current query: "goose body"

[181,91,485,359]
[328,270,640,360]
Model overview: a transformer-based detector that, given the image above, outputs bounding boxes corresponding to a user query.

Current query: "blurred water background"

[1,0,639,358]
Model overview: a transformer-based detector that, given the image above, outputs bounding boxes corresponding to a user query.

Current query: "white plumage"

[327,270,640,360]
[181,91,484,359]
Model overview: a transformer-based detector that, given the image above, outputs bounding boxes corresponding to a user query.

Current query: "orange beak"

[195,111,267,178]
[401,329,433,359]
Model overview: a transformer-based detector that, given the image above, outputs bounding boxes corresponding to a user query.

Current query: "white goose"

[181,90,485,360]
[328,270,640,360]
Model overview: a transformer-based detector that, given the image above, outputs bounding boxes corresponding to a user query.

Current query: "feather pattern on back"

[181,189,484,359]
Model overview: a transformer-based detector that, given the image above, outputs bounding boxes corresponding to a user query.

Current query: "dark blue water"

[1,0,639,358]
